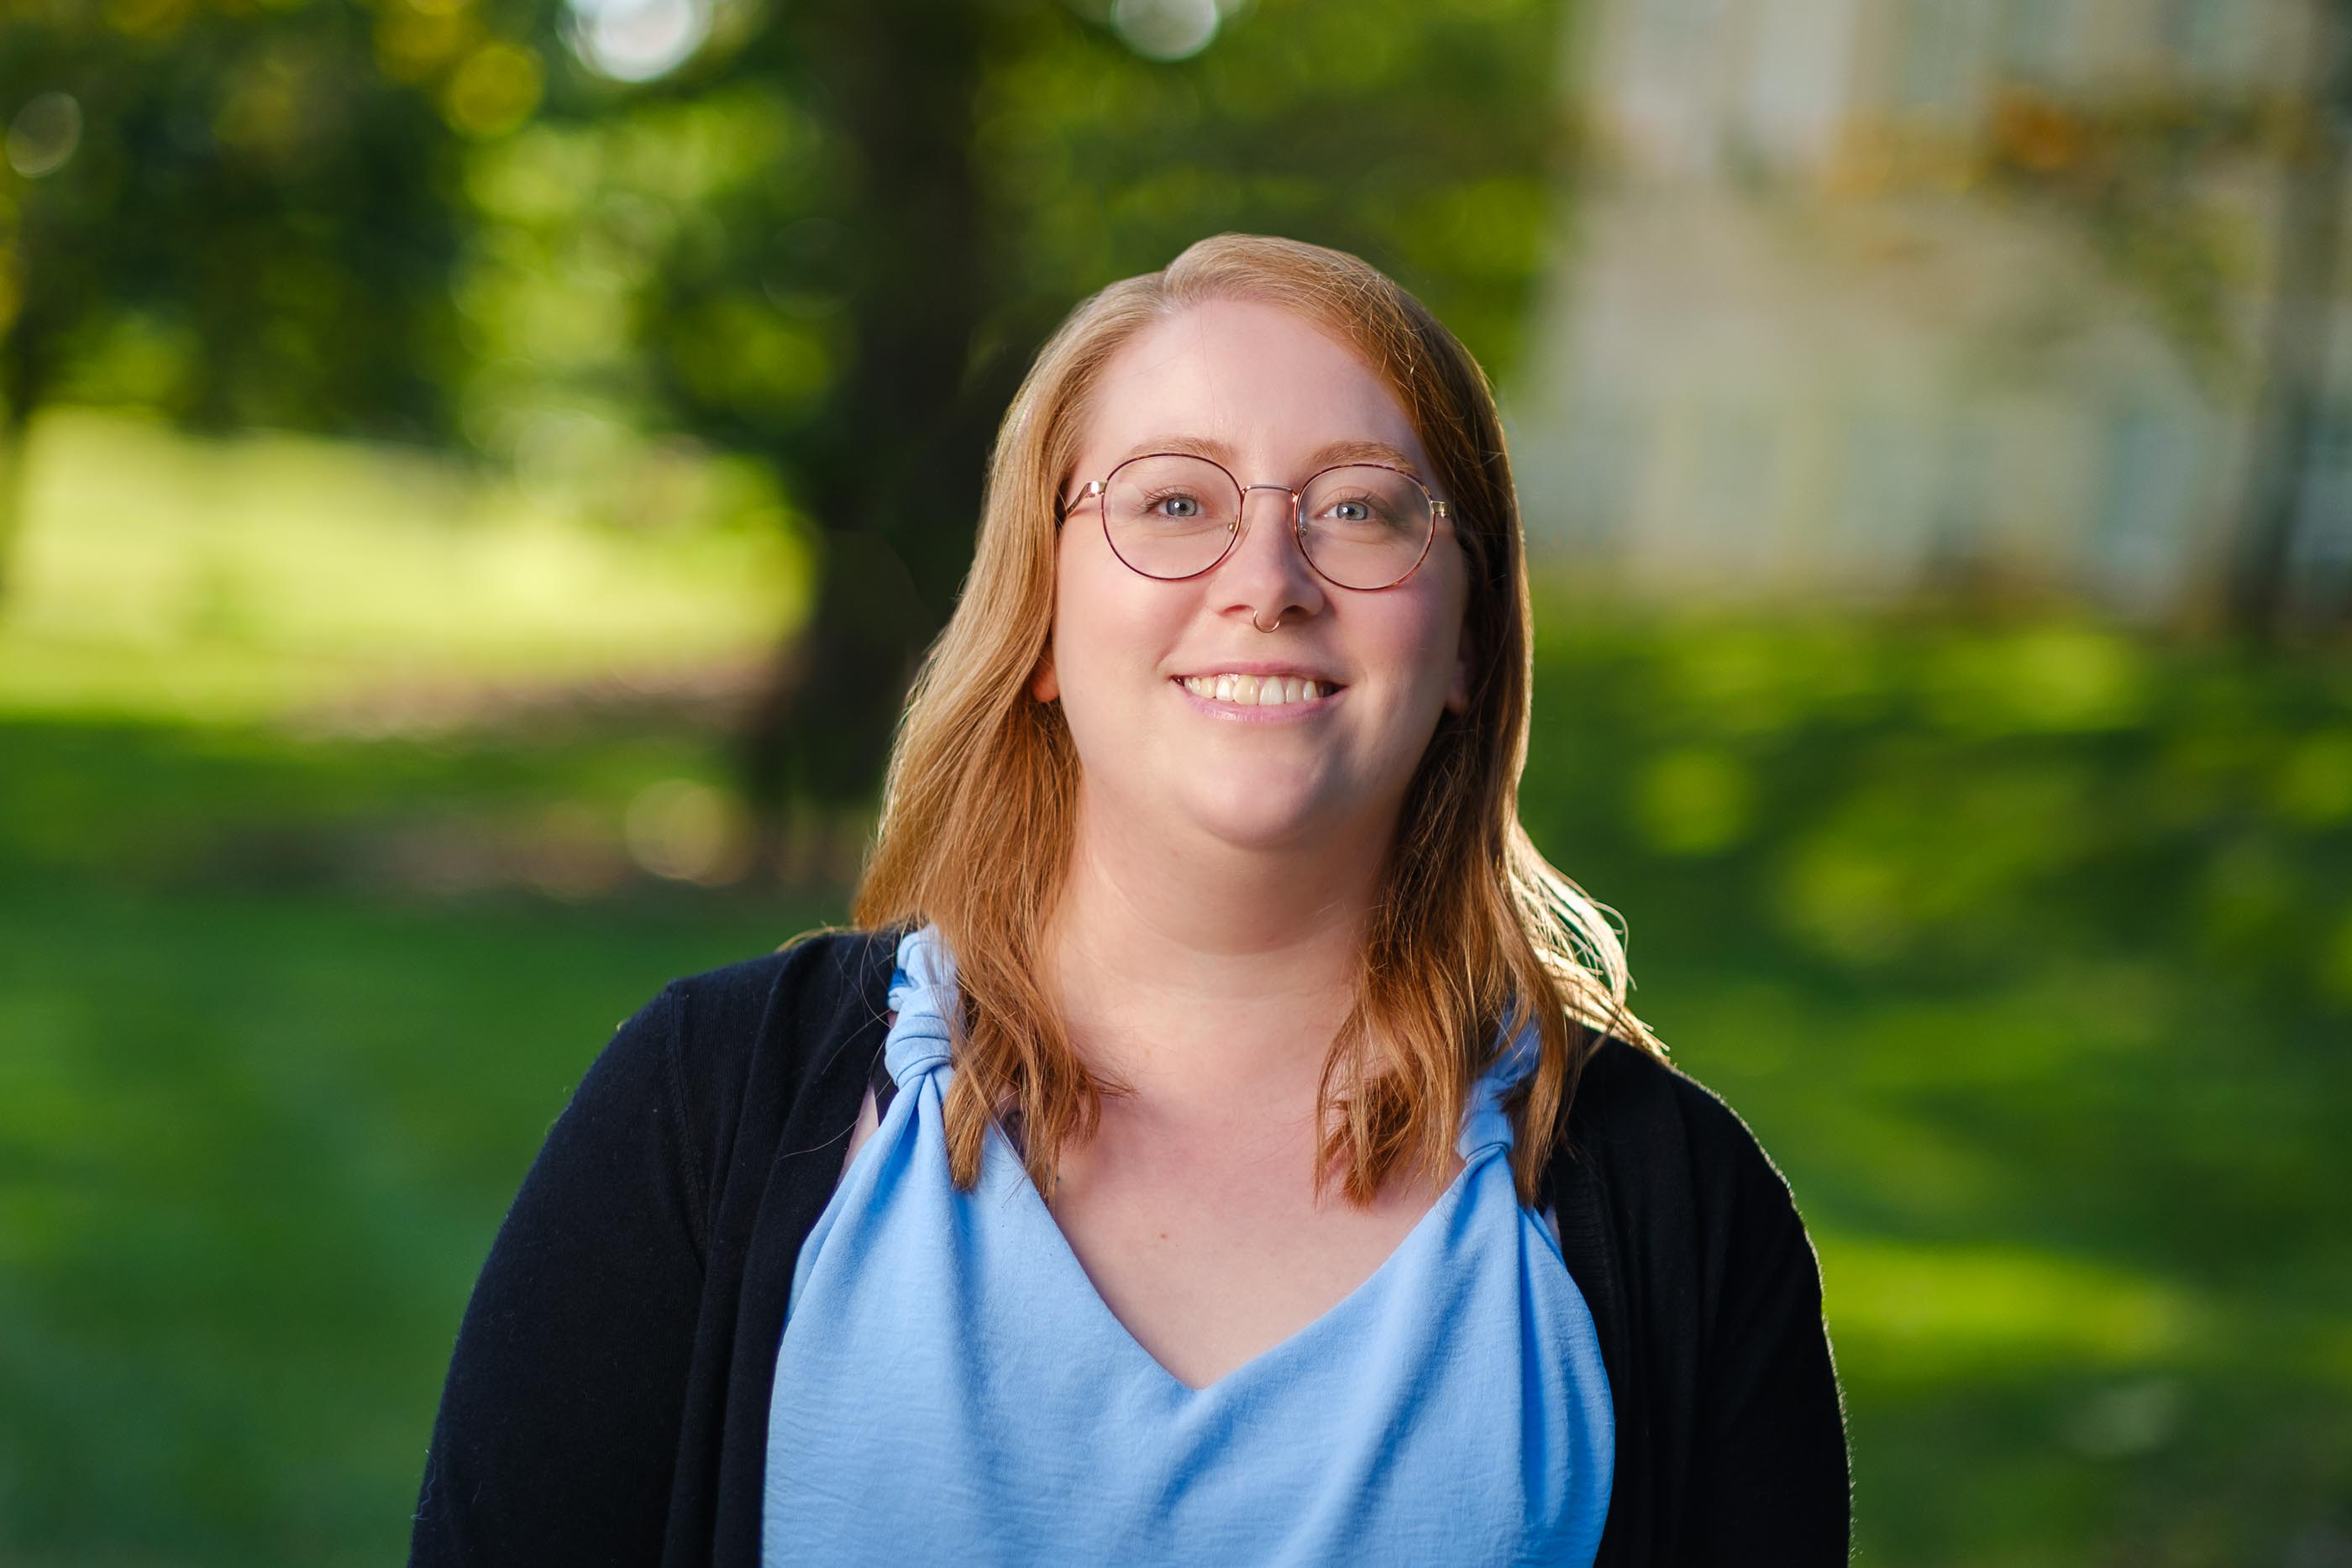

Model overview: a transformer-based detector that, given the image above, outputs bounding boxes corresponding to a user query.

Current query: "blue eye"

[1319,490,1399,528]
[1142,489,1205,520]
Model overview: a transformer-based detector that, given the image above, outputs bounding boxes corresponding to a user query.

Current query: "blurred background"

[2,0,2348,1561]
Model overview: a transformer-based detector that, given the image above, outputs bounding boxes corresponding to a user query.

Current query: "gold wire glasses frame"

[1053,451,1448,592]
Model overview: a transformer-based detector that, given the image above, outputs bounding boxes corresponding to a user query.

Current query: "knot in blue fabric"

[883,922,958,1083]
[1459,1003,1539,1162]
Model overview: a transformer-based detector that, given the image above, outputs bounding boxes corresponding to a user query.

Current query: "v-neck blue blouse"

[761,923,1614,1566]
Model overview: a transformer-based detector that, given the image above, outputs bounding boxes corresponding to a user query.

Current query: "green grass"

[0,871,833,1565]
[1,408,809,723]
[2,422,2348,1563]
[1515,592,2352,1565]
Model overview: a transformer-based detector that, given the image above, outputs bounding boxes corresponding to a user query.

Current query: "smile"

[1170,674,1343,721]
[1178,672,1332,705]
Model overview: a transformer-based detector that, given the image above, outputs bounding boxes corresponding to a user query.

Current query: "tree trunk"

[0,406,28,610]
[2226,0,2352,643]
[728,0,1006,886]
[0,296,51,611]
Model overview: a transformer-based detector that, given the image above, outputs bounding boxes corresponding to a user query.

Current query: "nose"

[1222,484,1326,627]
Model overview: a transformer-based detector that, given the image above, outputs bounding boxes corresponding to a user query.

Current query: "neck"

[1040,784,1392,1123]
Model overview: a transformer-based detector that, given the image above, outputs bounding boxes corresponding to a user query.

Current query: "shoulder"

[656,924,900,1039]
[1568,1034,1791,1174]
[584,924,903,1187]
[647,922,905,1088]
[1561,1033,1819,1260]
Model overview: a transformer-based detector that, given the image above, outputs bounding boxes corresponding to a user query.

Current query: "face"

[1032,298,1473,856]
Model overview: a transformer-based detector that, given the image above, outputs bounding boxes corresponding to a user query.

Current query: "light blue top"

[762,923,1614,1566]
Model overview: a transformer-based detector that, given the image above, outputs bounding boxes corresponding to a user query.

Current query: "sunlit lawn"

[3,414,2349,1565]
[1,408,807,724]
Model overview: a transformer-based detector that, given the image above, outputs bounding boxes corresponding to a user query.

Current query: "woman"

[410,234,1850,1567]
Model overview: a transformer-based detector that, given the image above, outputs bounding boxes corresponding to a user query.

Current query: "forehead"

[1079,300,1431,473]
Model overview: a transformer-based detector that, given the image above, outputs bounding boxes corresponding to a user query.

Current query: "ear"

[1030,645,1058,704]
[1445,619,1473,715]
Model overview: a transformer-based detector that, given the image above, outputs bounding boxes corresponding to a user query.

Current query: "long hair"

[848,232,1666,1209]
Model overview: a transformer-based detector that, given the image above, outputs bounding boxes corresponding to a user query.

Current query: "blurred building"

[1509,0,2351,621]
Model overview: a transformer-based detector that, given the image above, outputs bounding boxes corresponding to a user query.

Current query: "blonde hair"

[848,233,1665,1209]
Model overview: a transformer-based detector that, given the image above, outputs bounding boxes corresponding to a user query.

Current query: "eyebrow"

[1118,434,1429,482]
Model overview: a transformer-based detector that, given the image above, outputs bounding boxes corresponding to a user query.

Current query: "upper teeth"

[1180,674,1326,705]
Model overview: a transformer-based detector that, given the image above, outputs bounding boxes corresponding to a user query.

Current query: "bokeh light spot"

[1111,0,1219,61]
[566,0,712,83]
[7,92,84,179]
[2272,731,2352,826]
[442,41,544,138]
[100,0,190,36]
[1633,745,1754,856]
[624,778,745,884]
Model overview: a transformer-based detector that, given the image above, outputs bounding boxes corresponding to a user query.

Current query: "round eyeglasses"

[1056,452,1448,592]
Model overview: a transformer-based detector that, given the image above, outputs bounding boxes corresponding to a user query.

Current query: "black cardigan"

[409,926,1851,1565]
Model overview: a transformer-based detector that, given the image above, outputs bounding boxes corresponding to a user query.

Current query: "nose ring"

[1252,609,1284,633]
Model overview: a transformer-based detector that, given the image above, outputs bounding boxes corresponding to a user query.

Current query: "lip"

[1170,675,1344,722]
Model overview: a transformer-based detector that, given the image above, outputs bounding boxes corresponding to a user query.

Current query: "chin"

[1177,782,1329,852]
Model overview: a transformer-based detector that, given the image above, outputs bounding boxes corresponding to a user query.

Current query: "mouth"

[1169,672,1346,720]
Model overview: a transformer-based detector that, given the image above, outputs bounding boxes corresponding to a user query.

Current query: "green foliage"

[1520,595,2352,1008]
[0,0,490,439]
[1979,86,2276,397]
[969,0,1569,384]
[453,82,848,464]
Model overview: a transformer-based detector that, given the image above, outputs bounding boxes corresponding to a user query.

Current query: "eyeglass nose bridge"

[1238,480,1306,527]
[1214,481,1320,581]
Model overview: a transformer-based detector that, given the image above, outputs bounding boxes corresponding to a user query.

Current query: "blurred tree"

[0,0,527,601]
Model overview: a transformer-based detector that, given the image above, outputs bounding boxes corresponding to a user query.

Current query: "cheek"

[1364,590,1465,702]
[1050,539,1179,716]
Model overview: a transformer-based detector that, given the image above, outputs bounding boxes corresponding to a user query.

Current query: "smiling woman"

[408,234,1851,1568]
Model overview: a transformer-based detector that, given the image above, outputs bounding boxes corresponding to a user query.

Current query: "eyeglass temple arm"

[1053,480,1105,526]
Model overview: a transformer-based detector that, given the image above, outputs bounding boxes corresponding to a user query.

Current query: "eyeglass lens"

[1098,453,1432,590]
